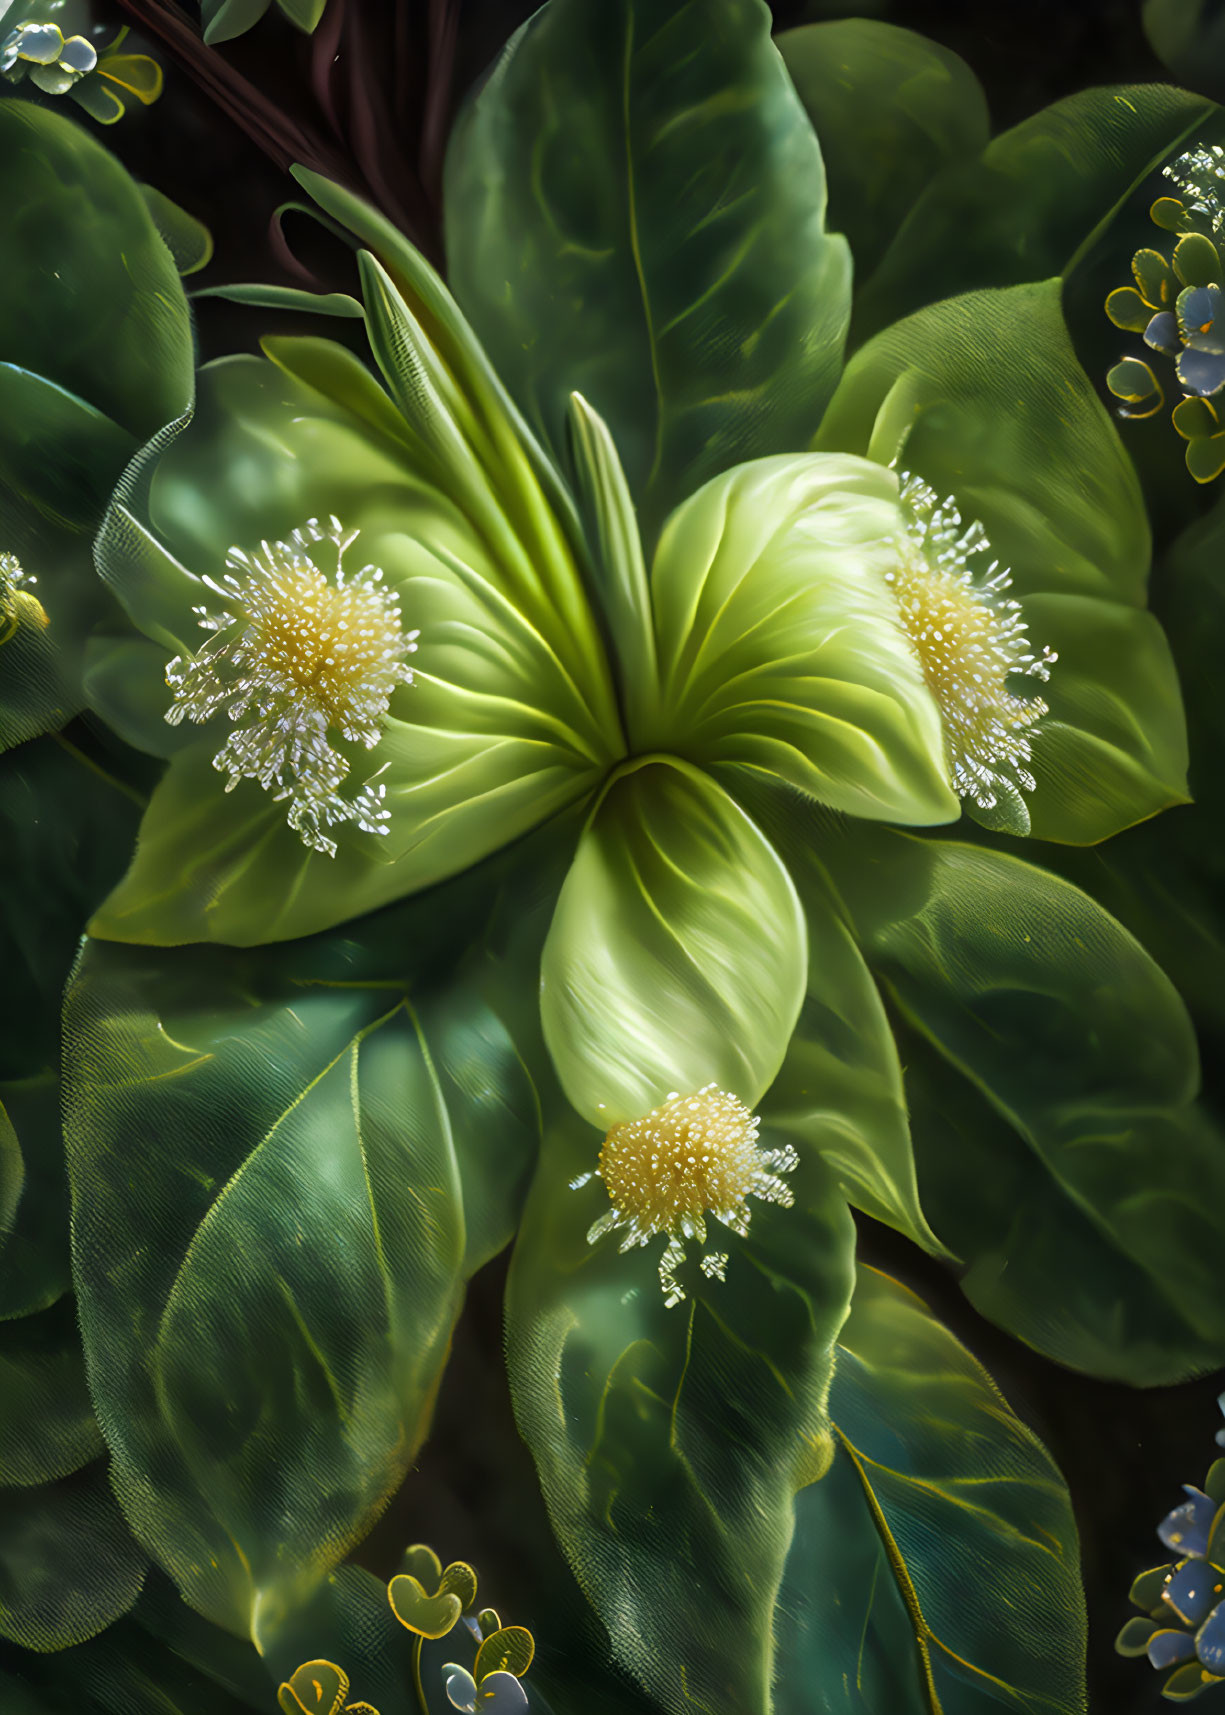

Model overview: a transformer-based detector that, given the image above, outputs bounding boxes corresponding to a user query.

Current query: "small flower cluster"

[277,1544,536,1715]
[1117,1393,1225,1701]
[1,9,161,123]
[1106,144,1225,482]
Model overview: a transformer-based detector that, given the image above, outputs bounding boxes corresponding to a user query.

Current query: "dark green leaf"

[774,1266,1087,1715]
[0,100,193,440]
[65,848,550,1637]
[0,1460,146,1651]
[0,1294,102,1484]
[444,0,851,546]
[507,1103,855,1714]
[855,84,1214,340]
[827,825,1225,1382]
[778,20,989,279]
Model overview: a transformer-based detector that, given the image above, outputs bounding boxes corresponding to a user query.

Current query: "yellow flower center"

[599,1086,764,1234]
[164,516,418,856]
[888,472,1055,811]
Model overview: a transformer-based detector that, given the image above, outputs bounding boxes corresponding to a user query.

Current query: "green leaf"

[540,758,806,1126]
[65,847,550,1638]
[641,452,956,825]
[1018,593,1189,841]
[0,1294,102,1484]
[564,391,657,727]
[201,0,271,45]
[193,283,363,317]
[507,1103,856,1714]
[0,736,144,1319]
[443,0,852,547]
[774,1266,1087,1715]
[819,280,1150,605]
[0,100,193,440]
[0,1460,147,1650]
[777,20,989,279]
[753,796,943,1256]
[855,83,1214,339]
[827,825,1225,1383]
[88,354,611,946]
[277,0,329,29]
[140,187,214,277]
[818,280,1179,842]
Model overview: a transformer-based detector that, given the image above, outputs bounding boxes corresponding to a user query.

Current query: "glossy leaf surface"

[508,1102,855,1714]
[445,0,852,545]
[818,279,1185,842]
[855,83,1213,338]
[778,20,989,279]
[66,847,551,1637]
[826,825,1225,1382]
[644,453,955,825]
[774,1267,1087,1715]
[540,759,806,1126]
[89,353,612,946]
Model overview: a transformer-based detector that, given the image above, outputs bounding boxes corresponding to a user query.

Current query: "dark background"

[72,1,1225,1710]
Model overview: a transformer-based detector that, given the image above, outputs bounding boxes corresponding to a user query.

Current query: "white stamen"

[164,516,418,857]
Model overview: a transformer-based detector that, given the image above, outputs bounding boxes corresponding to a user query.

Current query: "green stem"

[412,1634,429,1715]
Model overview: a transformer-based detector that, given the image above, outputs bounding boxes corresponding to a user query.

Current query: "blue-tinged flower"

[0,19,96,92]
[1161,1487,1220,1561]
[1217,1391,1225,1451]
[442,1664,528,1712]
[1149,1627,1199,1671]
[1165,1560,1222,1626]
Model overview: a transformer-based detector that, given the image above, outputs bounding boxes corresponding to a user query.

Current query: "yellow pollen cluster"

[888,472,1056,814]
[164,516,418,857]
[574,1085,798,1307]
[0,551,44,647]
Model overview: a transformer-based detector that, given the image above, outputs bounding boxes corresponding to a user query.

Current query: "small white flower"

[164,516,418,858]
[573,1085,797,1307]
[887,471,1056,814]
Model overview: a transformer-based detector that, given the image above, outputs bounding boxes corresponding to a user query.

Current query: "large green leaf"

[540,758,806,1127]
[774,1266,1087,1715]
[642,453,956,825]
[854,83,1214,340]
[0,101,192,442]
[0,1568,272,1714]
[777,20,989,280]
[507,1100,856,1715]
[0,1460,146,1652]
[65,842,554,1638]
[0,736,143,1319]
[0,1295,102,1485]
[817,279,1185,842]
[88,353,613,946]
[444,0,852,547]
[824,824,1225,1383]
